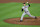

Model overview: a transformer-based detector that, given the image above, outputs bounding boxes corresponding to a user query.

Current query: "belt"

[25,11,28,13]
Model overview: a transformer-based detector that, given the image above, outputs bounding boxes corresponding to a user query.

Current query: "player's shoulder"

[22,6,24,8]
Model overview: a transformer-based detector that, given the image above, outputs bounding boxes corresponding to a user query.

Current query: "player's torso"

[23,6,28,12]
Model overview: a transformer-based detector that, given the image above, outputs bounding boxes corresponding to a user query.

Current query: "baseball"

[27,2,28,3]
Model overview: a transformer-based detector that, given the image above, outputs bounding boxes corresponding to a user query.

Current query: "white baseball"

[27,2,28,3]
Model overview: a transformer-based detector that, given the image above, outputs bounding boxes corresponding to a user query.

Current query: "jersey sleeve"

[22,7,24,9]
[27,5,29,7]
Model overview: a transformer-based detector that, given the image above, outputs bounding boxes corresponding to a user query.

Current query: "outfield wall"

[0,0,40,3]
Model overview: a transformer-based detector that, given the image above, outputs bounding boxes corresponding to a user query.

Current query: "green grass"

[0,2,40,27]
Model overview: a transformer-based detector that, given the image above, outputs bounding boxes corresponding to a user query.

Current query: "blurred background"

[0,0,40,3]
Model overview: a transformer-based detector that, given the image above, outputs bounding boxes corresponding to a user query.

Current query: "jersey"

[22,5,29,12]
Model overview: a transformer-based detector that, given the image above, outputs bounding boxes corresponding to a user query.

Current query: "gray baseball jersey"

[22,5,29,12]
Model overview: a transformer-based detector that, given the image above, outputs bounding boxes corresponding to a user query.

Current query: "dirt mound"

[4,17,40,25]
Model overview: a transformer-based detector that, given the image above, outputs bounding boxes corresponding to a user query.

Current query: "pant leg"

[20,12,26,20]
[26,11,35,18]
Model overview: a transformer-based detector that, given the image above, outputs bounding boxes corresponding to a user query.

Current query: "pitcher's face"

[24,4,26,6]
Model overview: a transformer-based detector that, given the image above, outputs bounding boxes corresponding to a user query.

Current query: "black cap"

[23,3,25,4]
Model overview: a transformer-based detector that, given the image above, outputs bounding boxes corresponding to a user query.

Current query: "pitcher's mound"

[4,17,40,25]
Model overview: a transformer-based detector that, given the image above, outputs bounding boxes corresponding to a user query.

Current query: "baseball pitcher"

[20,2,37,22]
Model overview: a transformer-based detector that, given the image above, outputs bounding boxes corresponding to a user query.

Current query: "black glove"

[28,3,30,7]
[22,9,23,12]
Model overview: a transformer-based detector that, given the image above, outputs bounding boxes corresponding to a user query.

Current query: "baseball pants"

[20,11,35,20]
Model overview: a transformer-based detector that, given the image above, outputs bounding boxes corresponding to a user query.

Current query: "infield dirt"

[4,17,40,25]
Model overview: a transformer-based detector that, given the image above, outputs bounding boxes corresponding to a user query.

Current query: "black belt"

[25,11,28,13]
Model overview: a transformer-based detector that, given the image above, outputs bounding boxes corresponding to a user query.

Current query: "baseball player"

[20,2,37,22]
